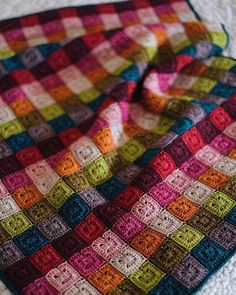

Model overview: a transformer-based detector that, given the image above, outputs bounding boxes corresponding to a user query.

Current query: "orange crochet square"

[182,63,208,77]
[198,168,230,189]
[10,99,35,117]
[124,122,144,137]
[54,152,80,176]
[9,41,27,51]
[167,88,187,96]
[131,228,166,257]
[86,68,108,84]
[13,185,43,209]
[123,18,139,26]
[92,128,115,154]
[159,13,179,23]
[153,28,169,46]
[145,93,167,114]
[49,85,74,101]
[48,32,66,42]
[87,25,104,34]
[88,264,124,294]
[184,22,208,38]
[121,43,142,59]
[229,149,236,160]
[167,196,200,221]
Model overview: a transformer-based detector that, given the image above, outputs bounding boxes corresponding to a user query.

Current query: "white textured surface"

[0,0,235,294]
[188,1,236,291]
[0,0,235,56]
[191,0,236,58]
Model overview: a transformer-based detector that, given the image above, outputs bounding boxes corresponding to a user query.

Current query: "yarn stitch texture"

[0,0,236,294]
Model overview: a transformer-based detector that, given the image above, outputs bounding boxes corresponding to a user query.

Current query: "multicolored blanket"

[0,0,236,294]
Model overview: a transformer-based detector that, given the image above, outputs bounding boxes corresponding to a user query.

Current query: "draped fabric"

[0,1,236,294]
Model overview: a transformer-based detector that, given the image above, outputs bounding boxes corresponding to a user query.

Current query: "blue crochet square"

[179,44,196,57]
[134,148,160,167]
[58,194,91,227]
[13,226,49,255]
[193,99,216,114]
[3,56,23,71]
[49,114,75,133]
[191,237,229,271]
[39,43,60,57]
[7,132,34,153]
[88,94,106,112]
[210,83,236,98]
[230,65,236,74]
[121,65,140,81]
[225,206,236,225]
[96,176,126,200]
[170,118,193,135]
[148,275,189,295]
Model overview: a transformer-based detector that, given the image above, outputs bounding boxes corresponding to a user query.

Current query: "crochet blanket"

[0,1,236,294]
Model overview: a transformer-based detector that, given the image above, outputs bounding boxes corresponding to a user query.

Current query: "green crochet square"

[203,191,235,217]
[153,116,175,135]
[129,262,165,293]
[85,156,112,185]
[192,78,217,93]
[40,103,65,120]
[64,170,92,192]
[118,139,145,162]
[171,224,205,251]
[78,87,101,103]
[113,60,132,75]
[1,212,32,237]
[212,56,236,70]
[209,32,228,53]
[0,119,25,139]
[172,38,191,54]
[46,179,74,208]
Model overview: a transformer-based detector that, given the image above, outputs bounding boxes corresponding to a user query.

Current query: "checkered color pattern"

[0,0,236,294]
